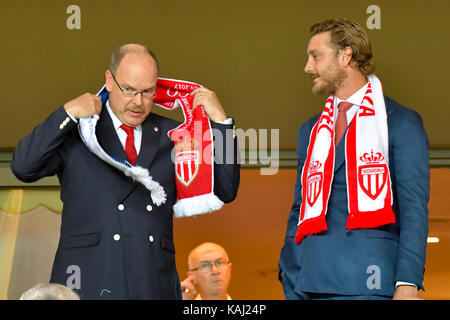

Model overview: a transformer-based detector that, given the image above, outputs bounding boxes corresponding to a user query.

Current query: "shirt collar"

[335,81,369,108]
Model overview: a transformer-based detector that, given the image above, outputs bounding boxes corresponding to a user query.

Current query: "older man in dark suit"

[278,19,429,300]
[11,44,240,299]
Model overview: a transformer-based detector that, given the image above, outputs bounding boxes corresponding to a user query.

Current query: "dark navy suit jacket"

[279,96,429,298]
[11,102,240,300]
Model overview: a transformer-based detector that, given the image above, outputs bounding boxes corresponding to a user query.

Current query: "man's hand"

[392,285,422,300]
[64,93,102,119]
[181,276,198,300]
[191,87,227,122]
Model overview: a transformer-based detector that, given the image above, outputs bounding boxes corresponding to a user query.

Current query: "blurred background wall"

[0,0,449,300]
[1,0,449,149]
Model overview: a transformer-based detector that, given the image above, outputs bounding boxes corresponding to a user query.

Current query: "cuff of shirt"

[212,118,235,138]
[65,109,78,123]
[395,281,418,288]
[212,118,233,125]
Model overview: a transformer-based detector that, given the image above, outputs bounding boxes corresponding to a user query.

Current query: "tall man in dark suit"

[278,19,429,300]
[11,44,240,299]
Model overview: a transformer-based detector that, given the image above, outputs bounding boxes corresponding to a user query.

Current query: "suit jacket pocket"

[64,232,101,249]
[160,234,175,253]
[356,228,399,242]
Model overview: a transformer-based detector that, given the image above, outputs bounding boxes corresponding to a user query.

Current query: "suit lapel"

[96,107,129,162]
[116,113,163,203]
[334,133,347,173]
[95,108,164,202]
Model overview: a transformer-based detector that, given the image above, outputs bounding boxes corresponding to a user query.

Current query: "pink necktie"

[120,124,137,165]
[335,101,353,146]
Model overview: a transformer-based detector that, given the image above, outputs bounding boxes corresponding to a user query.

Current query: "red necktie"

[120,124,137,165]
[335,101,353,146]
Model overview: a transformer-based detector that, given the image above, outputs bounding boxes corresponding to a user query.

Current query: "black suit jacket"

[11,104,240,300]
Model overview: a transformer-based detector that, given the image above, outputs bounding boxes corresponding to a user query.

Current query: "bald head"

[110,43,159,74]
[187,242,232,300]
[188,242,229,270]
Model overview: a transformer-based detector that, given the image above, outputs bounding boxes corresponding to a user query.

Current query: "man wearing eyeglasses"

[181,242,232,300]
[11,44,240,300]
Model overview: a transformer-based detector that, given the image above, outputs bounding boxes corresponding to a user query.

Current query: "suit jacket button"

[146,205,153,212]
[59,117,70,129]
[149,235,154,243]
[118,204,125,211]
[113,234,121,241]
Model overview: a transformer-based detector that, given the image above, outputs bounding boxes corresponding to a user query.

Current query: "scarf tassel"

[173,193,224,218]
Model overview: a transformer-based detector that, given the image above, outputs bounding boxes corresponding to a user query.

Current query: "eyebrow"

[122,82,156,92]
[200,258,224,263]
[307,49,319,55]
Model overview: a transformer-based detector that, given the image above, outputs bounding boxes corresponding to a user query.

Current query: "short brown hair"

[310,18,375,75]
[110,43,159,74]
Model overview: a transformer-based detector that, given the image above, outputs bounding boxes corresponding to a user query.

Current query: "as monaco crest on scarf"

[306,161,323,207]
[176,150,200,186]
[358,150,388,201]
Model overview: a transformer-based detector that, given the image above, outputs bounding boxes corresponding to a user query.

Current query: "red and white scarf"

[153,78,223,217]
[294,74,395,244]
[79,78,223,218]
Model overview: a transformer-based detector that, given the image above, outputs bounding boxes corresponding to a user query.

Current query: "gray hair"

[19,283,80,300]
[110,43,159,74]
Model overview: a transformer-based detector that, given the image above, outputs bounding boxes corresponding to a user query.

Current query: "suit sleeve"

[278,122,311,298]
[11,106,76,182]
[390,109,429,290]
[210,120,240,203]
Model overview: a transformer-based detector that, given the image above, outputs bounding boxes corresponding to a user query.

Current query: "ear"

[105,69,113,92]
[340,47,353,67]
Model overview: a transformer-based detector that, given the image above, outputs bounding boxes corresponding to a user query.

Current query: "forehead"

[307,32,333,53]
[115,53,157,88]
[195,246,227,261]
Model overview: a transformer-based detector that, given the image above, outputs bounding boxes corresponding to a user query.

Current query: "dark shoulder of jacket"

[299,113,321,134]
[384,95,423,125]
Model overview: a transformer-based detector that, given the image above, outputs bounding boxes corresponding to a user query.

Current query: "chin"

[312,83,334,96]
[125,117,145,127]
[312,86,325,95]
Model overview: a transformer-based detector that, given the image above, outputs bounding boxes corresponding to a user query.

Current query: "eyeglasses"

[190,259,230,272]
[109,69,156,99]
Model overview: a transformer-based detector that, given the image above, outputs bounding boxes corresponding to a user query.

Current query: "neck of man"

[335,68,368,100]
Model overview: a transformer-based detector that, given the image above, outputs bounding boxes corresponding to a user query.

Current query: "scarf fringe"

[126,166,167,206]
[294,216,328,244]
[173,193,224,218]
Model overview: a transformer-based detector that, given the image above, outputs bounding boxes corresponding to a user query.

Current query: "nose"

[304,56,313,74]
[132,93,143,105]
[210,264,221,274]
